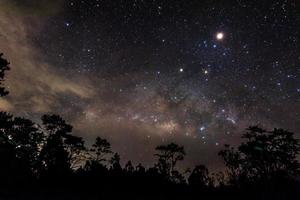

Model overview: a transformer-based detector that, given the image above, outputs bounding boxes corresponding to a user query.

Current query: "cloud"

[0,2,94,114]
[0,0,64,16]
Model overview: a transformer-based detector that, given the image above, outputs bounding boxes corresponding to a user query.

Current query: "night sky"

[0,0,299,170]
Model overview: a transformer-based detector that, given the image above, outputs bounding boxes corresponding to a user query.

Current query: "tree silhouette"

[0,55,13,179]
[136,163,146,174]
[0,53,10,96]
[39,132,70,178]
[90,136,112,164]
[219,126,300,184]
[64,134,86,169]
[110,152,122,172]
[11,117,44,177]
[188,165,212,188]
[41,114,72,136]
[125,160,134,173]
[0,113,44,185]
[155,143,185,178]
[0,112,17,186]
[39,115,80,178]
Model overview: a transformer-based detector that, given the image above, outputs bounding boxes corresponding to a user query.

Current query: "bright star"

[200,126,206,132]
[216,32,224,40]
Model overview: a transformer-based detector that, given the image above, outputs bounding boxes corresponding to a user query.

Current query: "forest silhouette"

[0,53,299,199]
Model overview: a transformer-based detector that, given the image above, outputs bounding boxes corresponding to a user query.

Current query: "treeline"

[0,53,299,199]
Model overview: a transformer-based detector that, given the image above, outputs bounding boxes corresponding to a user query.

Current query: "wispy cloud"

[0,1,94,113]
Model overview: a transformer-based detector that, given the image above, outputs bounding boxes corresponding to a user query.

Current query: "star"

[216,32,224,40]
[200,126,206,132]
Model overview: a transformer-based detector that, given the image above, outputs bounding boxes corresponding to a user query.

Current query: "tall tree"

[11,117,44,176]
[0,114,44,184]
[90,136,112,164]
[155,143,185,177]
[39,132,70,177]
[40,115,84,177]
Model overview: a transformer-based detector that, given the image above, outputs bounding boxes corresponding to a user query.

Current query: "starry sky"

[0,0,299,170]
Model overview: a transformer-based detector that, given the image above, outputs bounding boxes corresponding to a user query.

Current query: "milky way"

[0,0,299,170]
